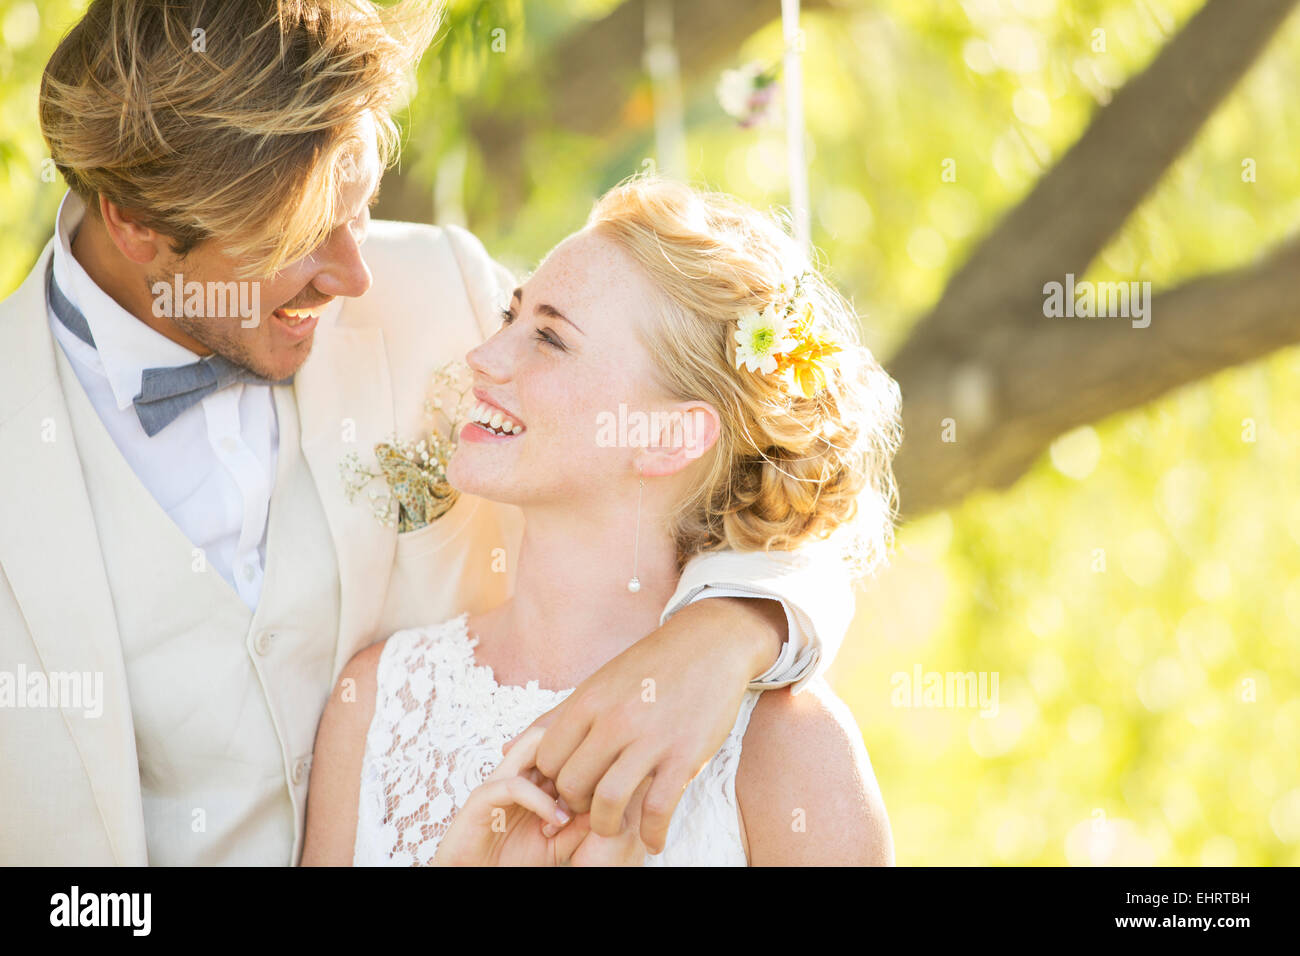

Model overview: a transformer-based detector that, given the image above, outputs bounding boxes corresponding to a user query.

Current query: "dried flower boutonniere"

[339,362,475,532]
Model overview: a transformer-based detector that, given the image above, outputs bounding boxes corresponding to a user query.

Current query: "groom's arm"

[663,540,855,691]
[527,547,855,854]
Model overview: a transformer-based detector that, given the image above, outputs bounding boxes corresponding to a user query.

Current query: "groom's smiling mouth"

[270,298,332,338]
[468,392,525,438]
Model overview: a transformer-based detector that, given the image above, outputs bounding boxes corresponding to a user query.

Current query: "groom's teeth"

[275,306,323,328]
[490,411,503,429]
[500,419,513,432]
[511,425,522,435]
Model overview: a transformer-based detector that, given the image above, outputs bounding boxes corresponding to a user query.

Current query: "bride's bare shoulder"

[736,681,894,866]
[301,640,387,865]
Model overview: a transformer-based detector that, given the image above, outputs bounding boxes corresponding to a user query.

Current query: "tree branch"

[887,0,1300,516]
[890,234,1300,516]
[891,0,1300,368]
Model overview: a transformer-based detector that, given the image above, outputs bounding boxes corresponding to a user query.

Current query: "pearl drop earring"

[627,474,644,593]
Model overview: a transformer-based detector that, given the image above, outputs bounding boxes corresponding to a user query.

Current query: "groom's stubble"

[40,0,441,379]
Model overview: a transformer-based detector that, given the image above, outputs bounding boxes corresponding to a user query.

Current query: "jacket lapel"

[292,309,397,682]
[0,243,148,865]
[0,243,400,860]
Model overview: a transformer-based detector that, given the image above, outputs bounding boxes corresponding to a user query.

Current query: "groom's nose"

[310,226,373,299]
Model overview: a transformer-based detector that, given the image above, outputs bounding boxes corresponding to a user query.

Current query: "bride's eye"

[499,307,514,327]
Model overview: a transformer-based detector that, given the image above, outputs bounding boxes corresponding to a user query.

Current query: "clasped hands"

[434,597,785,866]
[433,727,650,866]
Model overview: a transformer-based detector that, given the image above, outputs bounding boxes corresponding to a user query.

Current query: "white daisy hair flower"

[733,304,797,375]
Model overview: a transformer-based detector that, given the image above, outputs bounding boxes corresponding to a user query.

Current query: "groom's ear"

[636,401,721,478]
[97,195,168,265]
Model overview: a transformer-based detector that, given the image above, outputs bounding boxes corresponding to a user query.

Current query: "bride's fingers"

[549,812,592,861]
[468,776,570,828]
[530,771,574,836]
[486,726,546,782]
[539,793,573,838]
[529,771,566,809]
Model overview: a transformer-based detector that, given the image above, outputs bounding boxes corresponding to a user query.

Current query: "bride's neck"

[501,495,679,667]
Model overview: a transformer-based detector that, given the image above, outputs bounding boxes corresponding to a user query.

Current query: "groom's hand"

[511,597,786,854]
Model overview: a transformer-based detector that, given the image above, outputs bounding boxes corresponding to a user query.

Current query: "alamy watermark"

[595,403,704,449]
[1043,273,1151,329]
[891,664,999,718]
[0,666,103,718]
[50,886,150,936]
[152,273,260,328]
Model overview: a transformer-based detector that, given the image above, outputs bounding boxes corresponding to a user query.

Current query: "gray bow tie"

[47,266,292,437]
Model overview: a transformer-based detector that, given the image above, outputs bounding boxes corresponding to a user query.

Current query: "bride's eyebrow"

[512,286,585,335]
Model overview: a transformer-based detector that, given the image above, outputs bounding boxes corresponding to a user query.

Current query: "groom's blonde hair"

[39,0,440,278]
[588,178,904,578]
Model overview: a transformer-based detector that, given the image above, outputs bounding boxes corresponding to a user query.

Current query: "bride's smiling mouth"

[463,394,526,442]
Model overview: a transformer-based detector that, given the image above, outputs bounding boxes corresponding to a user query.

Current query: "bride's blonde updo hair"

[587,177,903,578]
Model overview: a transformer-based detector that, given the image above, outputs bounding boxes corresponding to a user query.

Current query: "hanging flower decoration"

[716,60,781,128]
[733,273,841,399]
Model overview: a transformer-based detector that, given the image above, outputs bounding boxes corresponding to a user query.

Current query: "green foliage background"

[2,0,1296,864]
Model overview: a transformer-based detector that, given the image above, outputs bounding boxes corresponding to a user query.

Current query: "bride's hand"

[433,728,575,866]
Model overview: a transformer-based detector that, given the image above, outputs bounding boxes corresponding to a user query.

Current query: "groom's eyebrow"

[512,287,584,335]
[328,182,382,231]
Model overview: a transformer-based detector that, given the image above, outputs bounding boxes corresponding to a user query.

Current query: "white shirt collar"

[52,191,202,412]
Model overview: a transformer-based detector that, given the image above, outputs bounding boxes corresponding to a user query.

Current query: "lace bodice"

[353,614,759,866]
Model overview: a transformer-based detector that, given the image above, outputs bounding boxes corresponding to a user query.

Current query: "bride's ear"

[635,401,721,478]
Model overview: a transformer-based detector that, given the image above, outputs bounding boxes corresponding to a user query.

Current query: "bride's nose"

[466,334,510,383]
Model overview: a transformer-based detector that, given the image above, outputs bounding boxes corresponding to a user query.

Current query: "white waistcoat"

[56,344,340,865]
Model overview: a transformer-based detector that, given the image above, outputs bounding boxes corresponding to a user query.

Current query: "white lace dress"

[352,614,761,866]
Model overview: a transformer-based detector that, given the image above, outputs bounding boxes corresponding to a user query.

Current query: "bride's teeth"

[469,401,522,434]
